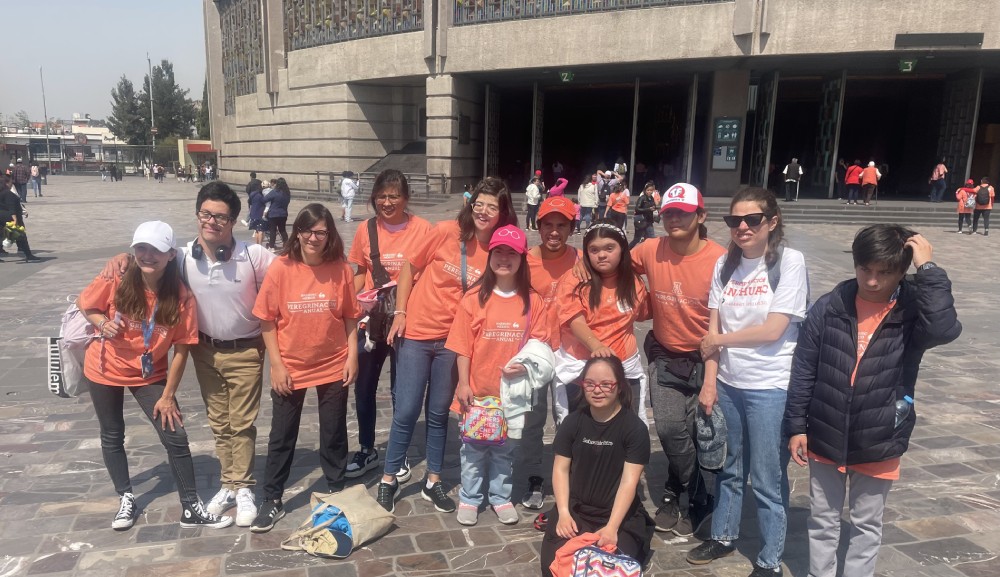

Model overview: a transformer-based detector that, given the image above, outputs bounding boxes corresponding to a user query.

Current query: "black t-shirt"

[554,406,650,516]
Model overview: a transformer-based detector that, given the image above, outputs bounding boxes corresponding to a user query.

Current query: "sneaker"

[345,448,379,479]
[111,492,137,531]
[493,502,519,525]
[457,503,478,526]
[249,499,285,533]
[686,539,736,565]
[672,515,694,537]
[234,488,257,527]
[422,481,456,513]
[986,230,990,236]
[376,481,398,513]
[957,230,966,234]
[521,476,545,510]
[395,458,412,484]
[206,487,235,515]
[180,500,234,529]
[748,563,783,577]
[654,496,680,532]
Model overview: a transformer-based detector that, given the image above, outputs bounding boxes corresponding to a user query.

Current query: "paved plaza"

[1,175,999,577]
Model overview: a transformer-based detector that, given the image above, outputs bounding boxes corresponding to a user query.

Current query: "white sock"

[718,540,731,547]
[426,480,436,490]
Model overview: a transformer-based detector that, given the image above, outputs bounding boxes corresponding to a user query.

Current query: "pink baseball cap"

[489,225,528,254]
[659,183,704,214]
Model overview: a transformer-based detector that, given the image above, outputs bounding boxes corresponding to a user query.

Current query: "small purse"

[571,546,642,577]
[459,396,508,445]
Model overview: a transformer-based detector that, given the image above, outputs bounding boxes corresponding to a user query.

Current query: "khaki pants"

[191,342,264,490]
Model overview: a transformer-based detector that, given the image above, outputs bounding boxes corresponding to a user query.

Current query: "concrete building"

[203,0,1000,196]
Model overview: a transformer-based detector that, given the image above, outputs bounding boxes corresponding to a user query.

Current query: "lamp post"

[40,67,52,174]
[147,54,156,165]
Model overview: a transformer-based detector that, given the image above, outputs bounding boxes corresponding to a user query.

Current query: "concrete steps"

[702,198,960,227]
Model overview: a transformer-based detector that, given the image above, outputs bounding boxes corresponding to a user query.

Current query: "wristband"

[393,310,407,316]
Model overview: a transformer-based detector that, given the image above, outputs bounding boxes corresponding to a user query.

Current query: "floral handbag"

[571,546,642,577]
[459,396,508,446]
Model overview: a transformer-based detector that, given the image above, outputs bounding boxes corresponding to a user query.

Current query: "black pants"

[3,233,34,259]
[354,334,397,449]
[268,216,288,249]
[261,382,349,500]
[540,503,654,577]
[526,203,539,229]
[959,213,972,231]
[607,210,627,230]
[863,184,876,203]
[974,209,991,232]
[784,180,798,201]
[88,378,199,504]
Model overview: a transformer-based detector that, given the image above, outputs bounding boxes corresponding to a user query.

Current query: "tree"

[14,110,31,128]
[139,60,196,141]
[196,78,211,139]
[107,76,147,145]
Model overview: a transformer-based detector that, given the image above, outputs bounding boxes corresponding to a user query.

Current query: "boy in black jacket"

[784,225,960,577]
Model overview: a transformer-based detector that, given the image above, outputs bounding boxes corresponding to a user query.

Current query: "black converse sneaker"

[180,500,234,529]
[345,447,379,479]
[376,480,399,513]
[111,492,137,531]
[250,499,285,533]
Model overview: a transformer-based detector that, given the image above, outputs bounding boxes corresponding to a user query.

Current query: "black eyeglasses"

[722,213,767,228]
[197,210,234,225]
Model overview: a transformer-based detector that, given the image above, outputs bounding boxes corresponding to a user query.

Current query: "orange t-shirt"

[348,215,433,290]
[446,290,551,413]
[252,256,361,389]
[556,273,650,361]
[631,238,727,353]
[404,220,489,341]
[811,296,899,480]
[78,274,199,387]
[607,192,629,214]
[527,247,580,350]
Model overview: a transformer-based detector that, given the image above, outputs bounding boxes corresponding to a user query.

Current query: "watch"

[917,261,937,272]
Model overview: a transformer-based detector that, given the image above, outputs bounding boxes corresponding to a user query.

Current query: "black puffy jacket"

[783,267,961,465]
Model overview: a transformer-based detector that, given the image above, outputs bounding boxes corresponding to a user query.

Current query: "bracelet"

[393,310,407,316]
[98,318,108,333]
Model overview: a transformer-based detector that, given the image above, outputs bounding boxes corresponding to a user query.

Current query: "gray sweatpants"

[807,459,893,577]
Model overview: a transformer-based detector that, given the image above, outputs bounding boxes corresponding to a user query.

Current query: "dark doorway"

[769,79,822,196]
[495,87,533,189]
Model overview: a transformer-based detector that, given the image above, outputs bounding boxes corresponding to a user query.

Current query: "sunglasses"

[722,213,768,228]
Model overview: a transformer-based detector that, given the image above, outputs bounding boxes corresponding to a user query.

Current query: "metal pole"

[628,76,640,194]
[147,54,156,155]
[530,82,538,181]
[39,67,52,174]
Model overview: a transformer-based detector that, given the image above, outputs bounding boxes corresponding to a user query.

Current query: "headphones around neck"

[191,238,234,263]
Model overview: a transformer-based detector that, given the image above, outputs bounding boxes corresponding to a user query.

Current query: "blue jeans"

[383,338,457,477]
[354,333,396,449]
[931,179,947,202]
[581,207,594,229]
[712,380,790,570]
[460,438,516,507]
[526,203,539,229]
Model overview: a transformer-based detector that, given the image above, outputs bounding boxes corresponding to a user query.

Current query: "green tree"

[139,59,196,140]
[196,78,211,139]
[107,76,147,145]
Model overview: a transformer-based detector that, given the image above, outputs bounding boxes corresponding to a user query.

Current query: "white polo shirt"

[180,240,276,341]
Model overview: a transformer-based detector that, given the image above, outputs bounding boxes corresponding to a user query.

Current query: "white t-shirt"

[341,178,358,199]
[708,247,809,390]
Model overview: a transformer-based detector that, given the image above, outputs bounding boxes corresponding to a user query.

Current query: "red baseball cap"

[535,170,542,176]
[489,225,528,254]
[537,197,576,222]
[659,183,704,214]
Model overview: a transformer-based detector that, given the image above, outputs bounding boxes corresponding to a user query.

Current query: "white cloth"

[578,183,598,208]
[551,347,649,426]
[525,184,541,205]
[501,339,556,439]
[341,178,358,200]
[180,240,276,340]
[708,247,809,390]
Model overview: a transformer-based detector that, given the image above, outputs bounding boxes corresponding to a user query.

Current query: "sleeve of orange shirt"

[634,276,651,322]
[175,290,200,345]
[630,243,647,276]
[556,272,589,327]
[340,262,362,320]
[444,293,475,358]
[347,224,370,269]
[78,275,116,315]
[409,220,451,271]
[252,260,283,322]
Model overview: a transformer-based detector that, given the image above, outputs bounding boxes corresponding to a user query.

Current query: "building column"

[704,70,750,196]
[426,74,484,193]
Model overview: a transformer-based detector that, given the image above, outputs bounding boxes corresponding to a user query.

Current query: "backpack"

[720,246,784,292]
[976,184,991,206]
[598,180,612,204]
[49,299,98,398]
[965,191,977,209]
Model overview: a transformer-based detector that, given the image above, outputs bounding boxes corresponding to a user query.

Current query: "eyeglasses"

[581,379,618,393]
[197,210,234,225]
[472,201,500,216]
[494,228,523,240]
[722,213,767,228]
[375,194,403,203]
[298,229,330,240]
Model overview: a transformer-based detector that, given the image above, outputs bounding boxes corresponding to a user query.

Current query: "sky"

[1,1,206,123]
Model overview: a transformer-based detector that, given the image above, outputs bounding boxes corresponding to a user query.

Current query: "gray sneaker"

[457,503,478,526]
[493,502,519,525]
[520,476,545,510]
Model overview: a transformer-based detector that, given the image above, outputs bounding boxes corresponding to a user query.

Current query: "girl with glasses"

[375,177,517,514]
[539,356,654,577]
[553,220,650,425]
[446,225,551,526]
[249,203,361,533]
[686,188,809,577]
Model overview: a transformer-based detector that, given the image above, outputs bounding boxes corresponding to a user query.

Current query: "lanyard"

[141,301,159,352]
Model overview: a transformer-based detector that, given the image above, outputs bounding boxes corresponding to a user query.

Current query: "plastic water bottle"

[894,395,914,428]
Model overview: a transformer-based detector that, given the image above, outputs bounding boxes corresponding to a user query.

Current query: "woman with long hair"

[249,203,360,533]
[375,177,517,514]
[263,177,291,250]
[78,221,232,531]
[686,187,809,577]
[345,170,432,479]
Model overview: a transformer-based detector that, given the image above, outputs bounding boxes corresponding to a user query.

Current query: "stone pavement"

[1,175,999,577]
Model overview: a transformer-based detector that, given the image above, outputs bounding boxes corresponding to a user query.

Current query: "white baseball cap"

[659,183,704,214]
[131,221,176,252]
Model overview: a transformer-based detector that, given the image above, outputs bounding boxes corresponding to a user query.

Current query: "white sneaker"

[111,492,137,530]
[235,488,257,527]
[206,487,235,515]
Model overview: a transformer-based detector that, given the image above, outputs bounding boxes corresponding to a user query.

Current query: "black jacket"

[246,178,262,196]
[634,193,656,221]
[0,189,24,226]
[784,267,961,465]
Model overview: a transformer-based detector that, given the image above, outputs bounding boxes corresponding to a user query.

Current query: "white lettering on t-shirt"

[287,292,337,314]
[582,437,613,446]
[443,262,483,284]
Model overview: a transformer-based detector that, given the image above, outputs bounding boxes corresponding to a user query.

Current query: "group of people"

[955,177,995,235]
[244,172,292,250]
[78,169,960,577]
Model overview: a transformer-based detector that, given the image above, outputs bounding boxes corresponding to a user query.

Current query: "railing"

[453,0,730,25]
[302,171,448,201]
[285,0,423,51]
